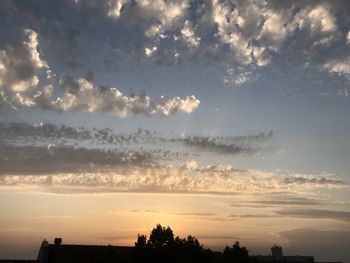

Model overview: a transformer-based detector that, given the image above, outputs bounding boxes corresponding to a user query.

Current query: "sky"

[0,0,350,262]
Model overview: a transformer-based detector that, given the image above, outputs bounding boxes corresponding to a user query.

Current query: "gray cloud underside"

[282,176,345,186]
[0,122,276,155]
[0,122,346,194]
[0,144,156,175]
[0,122,159,146]
[174,131,275,155]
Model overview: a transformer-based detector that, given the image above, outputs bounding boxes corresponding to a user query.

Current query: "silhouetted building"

[255,246,314,263]
[271,245,283,259]
[0,261,38,263]
[1,238,342,263]
[37,238,134,263]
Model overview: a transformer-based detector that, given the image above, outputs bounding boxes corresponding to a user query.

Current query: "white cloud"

[145,46,157,57]
[0,29,47,94]
[44,78,199,117]
[181,20,201,48]
[307,5,337,33]
[258,9,292,52]
[0,29,200,117]
[224,67,254,86]
[107,0,130,18]
[323,57,350,78]
[140,0,189,40]
[252,46,270,67]
[294,4,338,46]
[1,0,349,96]
[211,0,253,65]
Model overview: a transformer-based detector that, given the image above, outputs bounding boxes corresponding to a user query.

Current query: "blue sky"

[1,0,350,262]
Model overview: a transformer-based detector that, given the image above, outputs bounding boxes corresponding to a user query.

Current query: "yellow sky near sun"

[1,187,349,260]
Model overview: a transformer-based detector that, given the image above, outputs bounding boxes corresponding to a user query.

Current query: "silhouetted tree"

[134,225,256,263]
[147,224,174,250]
[174,235,213,263]
[135,234,147,249]
[134,234,148,262]
[222,241,250,263]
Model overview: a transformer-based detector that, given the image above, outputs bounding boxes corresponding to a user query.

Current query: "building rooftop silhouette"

[254,245,315,263]
[0,238,343,263]
[37,238,134,263]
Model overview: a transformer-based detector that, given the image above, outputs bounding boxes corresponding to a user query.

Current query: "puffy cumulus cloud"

[323,57,350,78]
[145,46,158,57]
[139,0,189,38]
[211,0,285,67]
[0,5,200,118]
[0,160,346,194]
[6,76,200,117]
[0,29,47,94]
[55,77,200,117]
[107,0,130,18]
[258,9,294,53]
[2,0,350,94]
[106,0,190,42]
[211,0,253,65]
[0,28,200,117]
[209,0,350,87]
[294,4,337,36]
[180,20,201,48]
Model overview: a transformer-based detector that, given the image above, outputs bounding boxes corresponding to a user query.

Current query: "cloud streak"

[275,209,350,222]
[175,131,276,155]
[0,160,346,195]
[0,144,156,175]
[0,122,276,156]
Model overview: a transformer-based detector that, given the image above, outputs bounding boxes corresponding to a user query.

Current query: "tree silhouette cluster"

[134,224,252,263]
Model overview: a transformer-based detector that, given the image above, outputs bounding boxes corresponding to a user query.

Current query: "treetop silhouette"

[134,224,250,263]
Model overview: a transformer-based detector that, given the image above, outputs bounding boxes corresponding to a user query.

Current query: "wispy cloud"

[0,122,277,157]
[229,209,350,223]
[230,196,332,208]
[275,209,350,222]
[0,144,157,175]
[174,131,276,155]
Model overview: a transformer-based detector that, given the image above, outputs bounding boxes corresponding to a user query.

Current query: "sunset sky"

[0,0,350,262]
